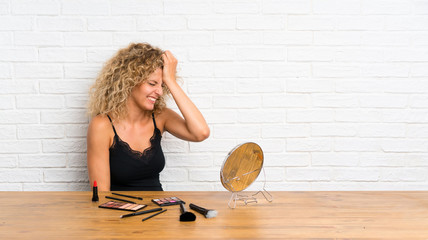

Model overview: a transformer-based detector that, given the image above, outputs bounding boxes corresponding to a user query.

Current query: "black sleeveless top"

[107,114,165,191]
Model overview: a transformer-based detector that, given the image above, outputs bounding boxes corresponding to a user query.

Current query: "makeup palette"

[99,201,147,212]
[152,197,185,207]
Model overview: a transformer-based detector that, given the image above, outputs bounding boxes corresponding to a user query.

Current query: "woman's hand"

[162,50,178,86]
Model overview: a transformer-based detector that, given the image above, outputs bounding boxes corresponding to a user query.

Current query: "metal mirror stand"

[226,167,273,209]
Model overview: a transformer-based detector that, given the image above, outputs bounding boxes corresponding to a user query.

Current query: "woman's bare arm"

[161,50,210,142]
[87,115,112,191]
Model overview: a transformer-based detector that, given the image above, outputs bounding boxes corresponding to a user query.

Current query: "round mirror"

[220,142,264,192]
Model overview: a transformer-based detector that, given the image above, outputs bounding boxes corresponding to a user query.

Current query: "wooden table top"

[1,191,428,239]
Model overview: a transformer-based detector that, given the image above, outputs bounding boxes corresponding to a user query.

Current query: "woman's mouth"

[148,96,157,103]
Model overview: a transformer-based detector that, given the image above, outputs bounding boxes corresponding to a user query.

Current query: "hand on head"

[161,50,178,86]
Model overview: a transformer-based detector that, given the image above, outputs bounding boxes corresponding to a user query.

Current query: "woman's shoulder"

[87,115,115,153]
[88,114,113,133]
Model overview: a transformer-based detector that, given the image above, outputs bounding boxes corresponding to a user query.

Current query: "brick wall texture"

[1,0,428,191]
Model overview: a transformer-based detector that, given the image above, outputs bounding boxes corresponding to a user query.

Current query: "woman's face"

[129,68,163,111]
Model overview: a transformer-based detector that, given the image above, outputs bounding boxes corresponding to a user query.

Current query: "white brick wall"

[1,0,428,191]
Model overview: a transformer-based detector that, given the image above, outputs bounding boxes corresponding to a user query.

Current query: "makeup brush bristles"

[179,203,196,222]
[189,203,217,218]
[205,209,218,218]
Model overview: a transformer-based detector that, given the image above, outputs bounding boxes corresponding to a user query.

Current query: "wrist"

[164,78,177,87]
[165,80,181,94]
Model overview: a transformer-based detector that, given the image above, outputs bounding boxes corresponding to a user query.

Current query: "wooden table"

[1,191,428,239]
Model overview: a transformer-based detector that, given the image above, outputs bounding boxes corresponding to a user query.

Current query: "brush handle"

[142,209,167,222]
[112,192,143,200]
[105,196,136,204]
[120,208,162,218]
[189,203,209,215]
[180,203,187,213]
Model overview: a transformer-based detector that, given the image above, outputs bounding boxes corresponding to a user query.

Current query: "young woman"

[87,43,210,191]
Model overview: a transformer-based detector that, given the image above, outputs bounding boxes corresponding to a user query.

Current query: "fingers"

[163,50,177,64]
[162,50,177,84]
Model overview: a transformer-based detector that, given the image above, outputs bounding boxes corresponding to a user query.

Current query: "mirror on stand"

[220,142,273,208]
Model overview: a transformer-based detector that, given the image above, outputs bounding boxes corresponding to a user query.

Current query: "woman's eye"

[149,82,156,86]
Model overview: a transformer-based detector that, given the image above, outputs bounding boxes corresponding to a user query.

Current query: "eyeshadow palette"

[152,197,185,207]
[99,201,147,212]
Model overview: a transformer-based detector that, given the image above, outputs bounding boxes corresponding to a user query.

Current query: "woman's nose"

[155,85,163,96]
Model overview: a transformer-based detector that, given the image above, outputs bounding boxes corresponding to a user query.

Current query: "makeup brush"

[189,203,217,218]
[179,203,196,222]
[120,208,162,218]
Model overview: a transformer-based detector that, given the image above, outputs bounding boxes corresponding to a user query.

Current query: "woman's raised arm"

[161,50,210,142]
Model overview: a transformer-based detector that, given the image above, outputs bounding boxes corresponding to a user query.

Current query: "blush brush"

[179,203,196,222]
[189,203,217,218]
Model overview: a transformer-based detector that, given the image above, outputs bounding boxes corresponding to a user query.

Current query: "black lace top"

[107,114,165,191]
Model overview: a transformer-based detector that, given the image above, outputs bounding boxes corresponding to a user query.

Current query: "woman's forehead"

[148,68,162,79]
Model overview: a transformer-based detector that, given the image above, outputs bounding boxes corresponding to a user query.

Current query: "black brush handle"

[120,208,162,218]
[142,209,167,222]
[180,203,187,213]
[112,192,143,200]
[105,196,136,204]
[189,203,209,215]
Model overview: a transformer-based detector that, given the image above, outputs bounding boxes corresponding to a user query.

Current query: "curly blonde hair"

[88,43,170,120]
